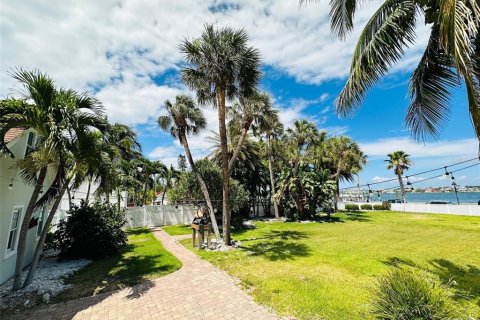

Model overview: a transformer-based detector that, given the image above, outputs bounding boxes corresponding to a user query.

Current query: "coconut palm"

[228,91,278,173]
[158,95,221,240]
[386,151,412,203]
[159,165,178,204]
[0,69,106,291]
[302,0,480,140]
[181,24,261,244]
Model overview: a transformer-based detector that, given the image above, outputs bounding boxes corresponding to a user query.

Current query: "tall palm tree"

[181,24,261,244]
[386,151,412,203]
[227,91,278,174]
[0,69,106,291]
[302,0,480,140]
[158,95,221,240]
[321,136,367,210]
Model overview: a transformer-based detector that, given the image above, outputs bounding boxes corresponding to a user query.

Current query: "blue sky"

[1,0,479,188]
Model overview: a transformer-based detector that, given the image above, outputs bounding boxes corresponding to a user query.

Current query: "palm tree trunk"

[22,181,69,288]
[12,167,48,291]
[334,175,340,212]
[227,124,250,174]
[161,185,167,204]
[67,188,72,208]
[85,178,92,203]
[267,139,279,219]
[180,132,221,241]
[117,188,121,212]
[142,181,148,206]
[217,89,231,245]
[397,173,406,203]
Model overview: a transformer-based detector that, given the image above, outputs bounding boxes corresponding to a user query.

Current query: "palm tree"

[386,151,412,203]
[181,24,261,244]
[321,136,367,210]
[257,117,284,218]
[23,127,109,287]
[302,0,480,140]
[227,91,278,174]
[0,69,106,291]
[158,95,221,240]
[160,165,178,204]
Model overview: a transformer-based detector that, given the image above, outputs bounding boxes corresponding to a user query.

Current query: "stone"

[37,289,45,296]
[23,300,30,307]
[41,292,50,303]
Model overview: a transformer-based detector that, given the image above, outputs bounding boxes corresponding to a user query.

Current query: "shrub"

[360,204,373,210]
[53,200,127,259]
[373,204,384,210]
[345,204,360,211]
[371,268,460,319]
[382,201,391,210]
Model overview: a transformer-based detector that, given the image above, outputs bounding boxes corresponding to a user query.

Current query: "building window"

[6,206,23,254]
[25,132,35,157]
[37,207,46,237]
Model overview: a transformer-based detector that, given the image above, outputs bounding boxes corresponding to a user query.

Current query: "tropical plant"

[52,200,127,259]
[302,0,480,140]
[167,159,250,214]
[227,91,278,173]
[386,151,412,203]
[372,268,460,319]
[258,117,284,219]
[0,69,107,290]
[181,24,261,244]
[158,94,221,240]
[320,136,367,210]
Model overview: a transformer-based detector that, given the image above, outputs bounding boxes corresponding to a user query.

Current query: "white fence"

[125,205,197,229]
[338,202,480,216]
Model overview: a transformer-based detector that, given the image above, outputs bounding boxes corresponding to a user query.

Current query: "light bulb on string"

[8,179,13,190]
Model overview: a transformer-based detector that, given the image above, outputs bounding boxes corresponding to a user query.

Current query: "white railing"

[338,202,480,216]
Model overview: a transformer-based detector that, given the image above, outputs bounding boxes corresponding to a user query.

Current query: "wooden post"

[199,224,205,250]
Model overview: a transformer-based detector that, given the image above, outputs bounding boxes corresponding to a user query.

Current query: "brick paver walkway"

[10,228,279,320]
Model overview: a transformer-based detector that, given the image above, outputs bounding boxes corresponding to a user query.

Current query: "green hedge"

[373,204,384,210]
[360,204,373,210]
[345,204,360,211]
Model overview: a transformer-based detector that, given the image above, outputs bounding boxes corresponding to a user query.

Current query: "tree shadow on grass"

[241,230,309,242]
[344,212,372,222]
[317,215,345,223]
[383,257,480,306]
[429,259,480,306]
[241,240,311,261]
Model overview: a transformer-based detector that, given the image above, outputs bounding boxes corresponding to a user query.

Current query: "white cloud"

[1,0,430,128]
[359,137,479,160]
[372,176,392,182]
[148,145,183,167]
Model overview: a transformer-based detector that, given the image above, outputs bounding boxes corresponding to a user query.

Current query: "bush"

[373,204,384,210]
[361,204,373,210]
[382,201,391,210]
[53,200,127,259]
[345,204,360,211]
[371,268,460,319]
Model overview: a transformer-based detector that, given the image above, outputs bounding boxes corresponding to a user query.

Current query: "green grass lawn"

[182,211,480,320]
[56,228,181,302]
[162,224,192,236]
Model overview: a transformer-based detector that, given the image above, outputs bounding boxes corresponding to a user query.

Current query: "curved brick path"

[10,228,279,320]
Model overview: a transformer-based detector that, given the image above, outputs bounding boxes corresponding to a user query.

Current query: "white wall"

[338,202,480,216]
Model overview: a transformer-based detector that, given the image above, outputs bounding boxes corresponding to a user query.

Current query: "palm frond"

[335,0,418,116]
[406,26,460,140]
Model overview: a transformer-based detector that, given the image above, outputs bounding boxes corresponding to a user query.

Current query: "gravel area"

[0,258,91,310]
